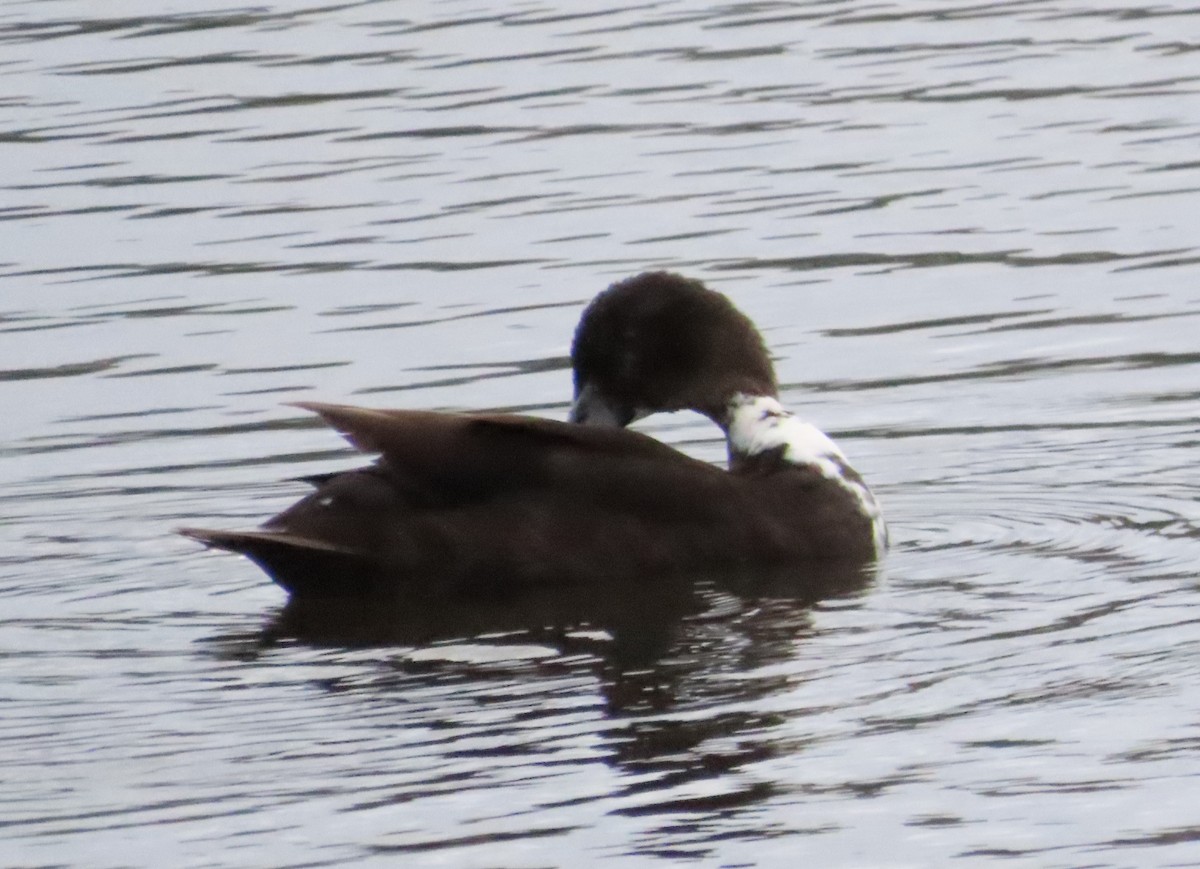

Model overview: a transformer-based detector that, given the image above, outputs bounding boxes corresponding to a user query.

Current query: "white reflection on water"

[2,1,1199,867]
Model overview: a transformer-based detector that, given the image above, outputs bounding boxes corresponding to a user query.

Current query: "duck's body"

[182,273,885,599]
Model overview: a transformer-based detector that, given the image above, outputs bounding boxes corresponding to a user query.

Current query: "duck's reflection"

[256,562,872,704]
[224,564,873,848]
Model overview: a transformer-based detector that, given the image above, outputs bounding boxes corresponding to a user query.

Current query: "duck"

[181,271,885,599]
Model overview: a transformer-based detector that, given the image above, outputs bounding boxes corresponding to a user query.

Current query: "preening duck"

[181,272,885,598]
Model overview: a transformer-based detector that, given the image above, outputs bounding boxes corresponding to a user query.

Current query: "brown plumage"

[181,272,882,600]
[181,403,874,598]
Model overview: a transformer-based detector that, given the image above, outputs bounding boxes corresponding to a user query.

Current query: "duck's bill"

[569,382,641,427]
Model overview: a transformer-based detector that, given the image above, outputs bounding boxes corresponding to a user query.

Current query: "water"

[3,1,1199,866]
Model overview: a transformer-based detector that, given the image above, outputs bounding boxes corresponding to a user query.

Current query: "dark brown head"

[569,272,777,426]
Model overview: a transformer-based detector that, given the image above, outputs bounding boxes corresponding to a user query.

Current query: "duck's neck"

[721,392,888,555]
[721,393,849,476]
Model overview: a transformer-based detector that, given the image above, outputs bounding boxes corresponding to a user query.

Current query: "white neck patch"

[725,393,887,556]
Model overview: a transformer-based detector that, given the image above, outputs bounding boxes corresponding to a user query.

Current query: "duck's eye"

[316,495,335,508]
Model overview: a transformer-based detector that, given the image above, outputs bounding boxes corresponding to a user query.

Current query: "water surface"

[2,2,1199,867]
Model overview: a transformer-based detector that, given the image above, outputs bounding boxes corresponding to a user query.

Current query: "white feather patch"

[727,394,887,556]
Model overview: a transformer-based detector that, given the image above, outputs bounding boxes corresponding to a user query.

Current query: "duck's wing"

[180,403,734,587]
[290,401,711,498]
[299,402,687,460]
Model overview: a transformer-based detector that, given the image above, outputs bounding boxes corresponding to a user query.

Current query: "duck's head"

[569,272,777,427]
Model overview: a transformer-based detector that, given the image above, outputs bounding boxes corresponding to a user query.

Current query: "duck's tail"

[178,527,386,598]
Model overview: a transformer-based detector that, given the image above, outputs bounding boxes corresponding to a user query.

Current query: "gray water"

[3,1,1199,866]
